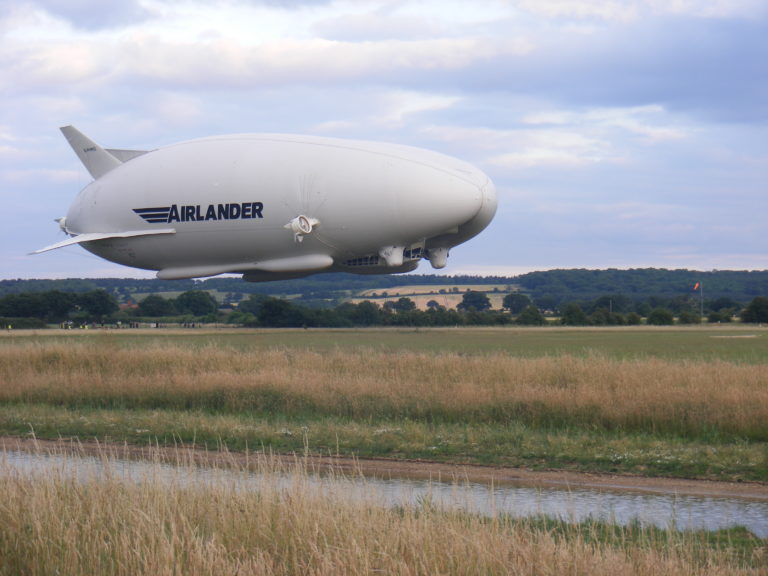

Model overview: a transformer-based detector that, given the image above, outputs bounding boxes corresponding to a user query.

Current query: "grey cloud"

[438,17,768,124]
[32,0,152,30]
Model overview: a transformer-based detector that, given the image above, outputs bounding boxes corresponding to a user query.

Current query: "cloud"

[313,9,445,41]
[3,29,528,93]
[466,15,768,124]
[516,0,640,21]
[516,0,767,21]
[29,0,152,30]
[420,109,667,171]
[523,106,688,143]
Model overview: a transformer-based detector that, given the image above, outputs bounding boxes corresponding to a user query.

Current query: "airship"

[34,126,497,282]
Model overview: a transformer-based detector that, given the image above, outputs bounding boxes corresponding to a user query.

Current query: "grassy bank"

[0,328,766,481]
[1,449,763,575]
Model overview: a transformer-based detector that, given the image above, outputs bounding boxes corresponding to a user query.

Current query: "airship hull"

[37,129,496,281]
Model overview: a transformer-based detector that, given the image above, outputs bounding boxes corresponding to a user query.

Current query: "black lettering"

[147,201,264,224]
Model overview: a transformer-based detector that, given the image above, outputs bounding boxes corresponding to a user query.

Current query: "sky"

[1,0,767,280]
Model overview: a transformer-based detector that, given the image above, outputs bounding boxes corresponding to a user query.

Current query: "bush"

[516,305,547,326]
[677,311,701,325]
[741,296,768,323]
[646,308,674,325]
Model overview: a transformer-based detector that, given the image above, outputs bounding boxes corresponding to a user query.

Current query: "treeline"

[0,290,118,327]
[4,288,768,329]
[0,273,507,301]
[515,268,768,304]
[208,292,768,327]
[3,269,766,305]
[0,290,219,327]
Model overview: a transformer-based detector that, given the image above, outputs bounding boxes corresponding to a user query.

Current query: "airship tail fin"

[106,148,149,163]
[60,125,123,180]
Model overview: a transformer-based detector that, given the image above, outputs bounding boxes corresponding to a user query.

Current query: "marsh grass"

[1,404,764,480]
[1,335,767,479]
[0,446,763,575]
[2,341,767,440]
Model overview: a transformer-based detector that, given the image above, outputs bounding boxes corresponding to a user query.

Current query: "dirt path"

[3,436,767,501]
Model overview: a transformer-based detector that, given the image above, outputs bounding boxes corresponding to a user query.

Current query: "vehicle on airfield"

[34,126,497,282]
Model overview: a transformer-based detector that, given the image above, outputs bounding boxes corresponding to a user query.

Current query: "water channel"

[4,450,767,538]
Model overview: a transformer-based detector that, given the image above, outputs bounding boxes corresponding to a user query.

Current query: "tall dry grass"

[1,340,767,440]
[0,448,761,576]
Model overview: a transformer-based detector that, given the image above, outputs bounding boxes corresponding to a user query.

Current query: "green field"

[7,324,767,361]
[1,326,766,482]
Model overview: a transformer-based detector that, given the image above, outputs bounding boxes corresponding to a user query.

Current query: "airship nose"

[420,167,496,269]
[440,167,496,236]
[395,165,488,237]
[475,176,498,231]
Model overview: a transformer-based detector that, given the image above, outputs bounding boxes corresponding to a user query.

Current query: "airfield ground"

[1,325,766,484]
[2,326,766,574]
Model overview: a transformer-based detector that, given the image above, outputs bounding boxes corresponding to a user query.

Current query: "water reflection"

[4,450,767,538]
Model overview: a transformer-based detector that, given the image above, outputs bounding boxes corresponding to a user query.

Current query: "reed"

[1,341,767,440]
[0,447,762,575]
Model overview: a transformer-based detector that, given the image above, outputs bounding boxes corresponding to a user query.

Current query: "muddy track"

[3,436,767,501]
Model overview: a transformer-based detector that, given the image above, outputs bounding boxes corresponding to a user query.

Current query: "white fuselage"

[60,133,497,281]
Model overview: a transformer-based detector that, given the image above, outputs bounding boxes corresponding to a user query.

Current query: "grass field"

[1,326,766,482]
[2,447,764,576]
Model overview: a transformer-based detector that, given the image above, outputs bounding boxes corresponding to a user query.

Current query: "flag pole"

[693,281,704,319]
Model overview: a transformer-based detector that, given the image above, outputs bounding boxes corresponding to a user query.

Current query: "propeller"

[283,172,337,249]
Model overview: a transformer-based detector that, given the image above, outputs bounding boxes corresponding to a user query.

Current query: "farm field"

[353,283,514,310]
[1,326,766,482]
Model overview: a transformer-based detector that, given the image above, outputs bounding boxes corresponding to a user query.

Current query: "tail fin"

[60,125,122,180]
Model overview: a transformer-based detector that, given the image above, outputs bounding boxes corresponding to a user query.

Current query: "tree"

[502,293,531,314]
[237,294,268,315]
[77,290,118,321]
[710,297,741,312]
[138,294,176,316]
[350,301,382,326]
[741,296,768,323]
[388,297,416,312]
[626,312,642,325]
[174,290,218,316]
[677,311,701,325]
[708,310,732,323]
[457,291,491,312]
[647,308,674,325]
[592,294,633,314]
[39,291,77,321]
[560,303,589,326]
[257,297,311,327]
[516,305,547,325]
